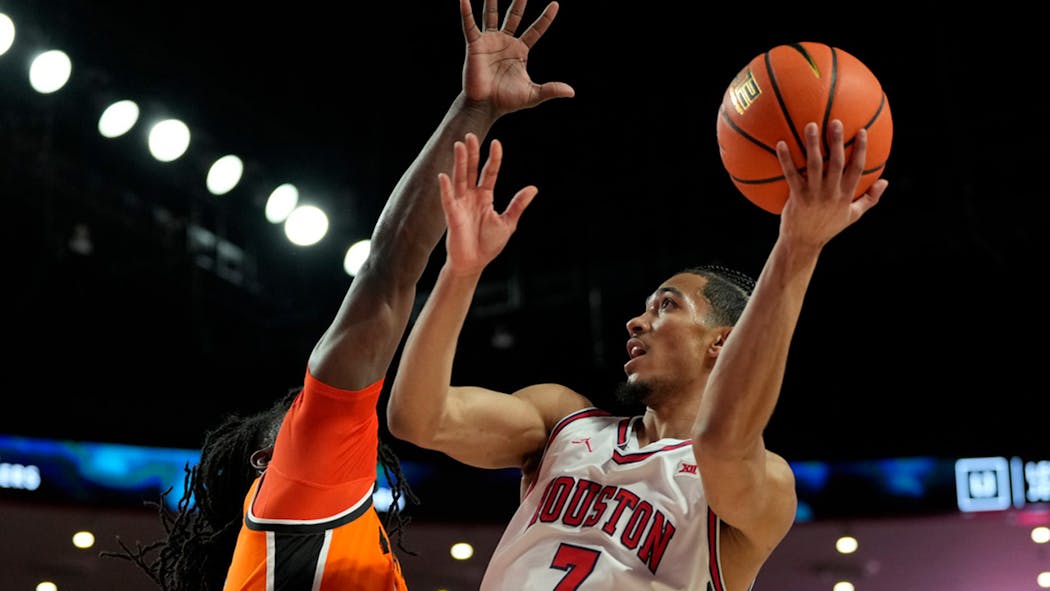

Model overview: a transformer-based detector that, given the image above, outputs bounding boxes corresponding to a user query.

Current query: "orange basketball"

[716,42,893,214]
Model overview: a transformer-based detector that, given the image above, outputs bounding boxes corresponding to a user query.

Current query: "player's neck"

[637,407,696,445]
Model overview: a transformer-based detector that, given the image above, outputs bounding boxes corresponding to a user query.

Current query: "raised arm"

[693,120,888,552]
[388,133,588,469]
[308,0,574,392]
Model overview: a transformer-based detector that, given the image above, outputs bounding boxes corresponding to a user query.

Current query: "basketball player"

[387,118,888,590]
[103,1,574,590]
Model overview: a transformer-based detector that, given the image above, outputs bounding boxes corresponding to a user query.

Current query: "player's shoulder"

[511,382,592,405]
[511,382,596,431]
[765,449,797,490]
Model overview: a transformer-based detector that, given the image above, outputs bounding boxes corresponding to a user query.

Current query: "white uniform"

[479,407,734,591]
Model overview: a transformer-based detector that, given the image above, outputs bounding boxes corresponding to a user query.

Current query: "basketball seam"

[773,46,806,155]
[730,174,786,185]
[822,47,839,157]
[719,105,778,156]
[848,92,890,153]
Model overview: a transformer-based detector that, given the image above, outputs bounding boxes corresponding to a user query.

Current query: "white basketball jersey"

[479,407,731,591]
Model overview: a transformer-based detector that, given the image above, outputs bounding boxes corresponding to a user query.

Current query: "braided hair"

[681,263,756,326]
[101,387,418,590]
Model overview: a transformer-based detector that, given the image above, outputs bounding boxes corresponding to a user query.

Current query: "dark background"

[1,1,1043,521]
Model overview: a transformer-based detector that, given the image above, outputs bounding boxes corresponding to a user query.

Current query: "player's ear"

[250,446,274,473]
[709,328,732,356]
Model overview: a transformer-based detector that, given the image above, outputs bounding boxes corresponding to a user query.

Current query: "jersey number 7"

[549,543,601,590]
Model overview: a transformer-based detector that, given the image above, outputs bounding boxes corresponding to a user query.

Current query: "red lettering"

[601,488,639,535]
[563,480,602,527]
[581,485,616,528]
[528,479,559,526]
[620,500,653,549]
[539,476,574,523]
[637,510,676,573]
[529,476,680,576]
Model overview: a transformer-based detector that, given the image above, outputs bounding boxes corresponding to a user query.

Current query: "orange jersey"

[223,372,407,591]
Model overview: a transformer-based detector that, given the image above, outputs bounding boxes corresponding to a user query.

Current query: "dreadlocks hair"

[378,437,421,556]
[102,386,420,590]
[681,264,756,327]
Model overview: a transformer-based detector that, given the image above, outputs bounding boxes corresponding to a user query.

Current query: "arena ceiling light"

[97,99,140,138]
[28,48,71,94]
[265,183,299,223]
[147,118,190,162]
[206,154,244,196]
[343,240,371,277]
[284,204,328,247]
[0,13,14,55]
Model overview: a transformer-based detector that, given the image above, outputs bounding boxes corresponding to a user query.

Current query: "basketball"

[716,42,893,214]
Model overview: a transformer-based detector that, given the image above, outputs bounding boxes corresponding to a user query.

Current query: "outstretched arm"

[309,0,574,392]
[693,120,889,554]
[388,133,588,468]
